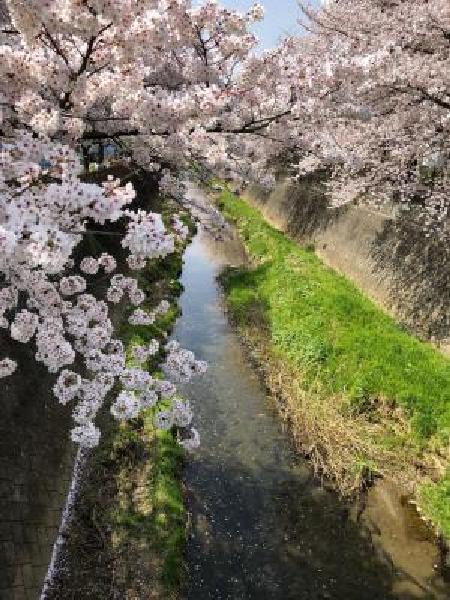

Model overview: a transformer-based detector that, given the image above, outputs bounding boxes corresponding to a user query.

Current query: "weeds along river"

[174,192,450,600]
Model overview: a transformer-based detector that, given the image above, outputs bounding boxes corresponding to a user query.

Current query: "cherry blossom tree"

[219,1,450,237]
[287,0,450,236]
[1,0,271,169]
[0,0,277,449]
[4,0,449,450]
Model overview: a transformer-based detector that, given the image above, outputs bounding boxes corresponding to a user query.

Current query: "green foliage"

[219,189,450,444]
[151,428,186,589]
[418,476,450,540]
[110,409,186,595]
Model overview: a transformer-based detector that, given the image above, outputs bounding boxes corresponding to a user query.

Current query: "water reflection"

[175,224,448,600]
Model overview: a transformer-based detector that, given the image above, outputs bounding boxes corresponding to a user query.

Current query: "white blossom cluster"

[10,310,39,343]
[59,276,87,297]
[80,253,118,276]
[122,210,175,264]
[107,275,146,306]
[49,326,204,448]
[108,375,200,451]
[128,309,155,326]
[163,341,208,383]
[0,357,17,378]
[0,133,202,449]
[153,397,200,451]
[132,338,160,364]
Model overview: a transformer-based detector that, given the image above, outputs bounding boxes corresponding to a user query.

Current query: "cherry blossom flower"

[10,310,38,343]
[132,345,149,364]
[0,358,17,378]
[164,342,208,383]
[128,309,155,326]
[99,253,117,274]
[53,370,82,405]
[172,399,194,428]
[111,391,141,421]
[154,379,177,399]
[148,339,159,356]
[139,389,158,409]
[120,368,153,391]
[80,257,99,275]
[156,300,170,315]
[154,410,174,431]
[59,276,87,296]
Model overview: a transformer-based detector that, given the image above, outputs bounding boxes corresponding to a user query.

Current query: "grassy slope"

[217,187,450,537]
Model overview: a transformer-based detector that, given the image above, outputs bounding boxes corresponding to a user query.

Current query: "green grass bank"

[215,186,450,539]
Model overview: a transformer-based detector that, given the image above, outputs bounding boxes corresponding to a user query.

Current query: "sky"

[220,0,318,50]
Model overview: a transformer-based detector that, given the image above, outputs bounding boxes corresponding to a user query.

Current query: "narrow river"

[3,188,447,599]
[174,207,449,599]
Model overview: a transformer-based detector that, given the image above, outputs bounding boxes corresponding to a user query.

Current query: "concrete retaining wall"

[0,341,75,600]
[245,176,450,354]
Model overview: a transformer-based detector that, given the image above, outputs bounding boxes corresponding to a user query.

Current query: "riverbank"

[214,185,450,541]
[244,176,450,354]
[44,184,194,599]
